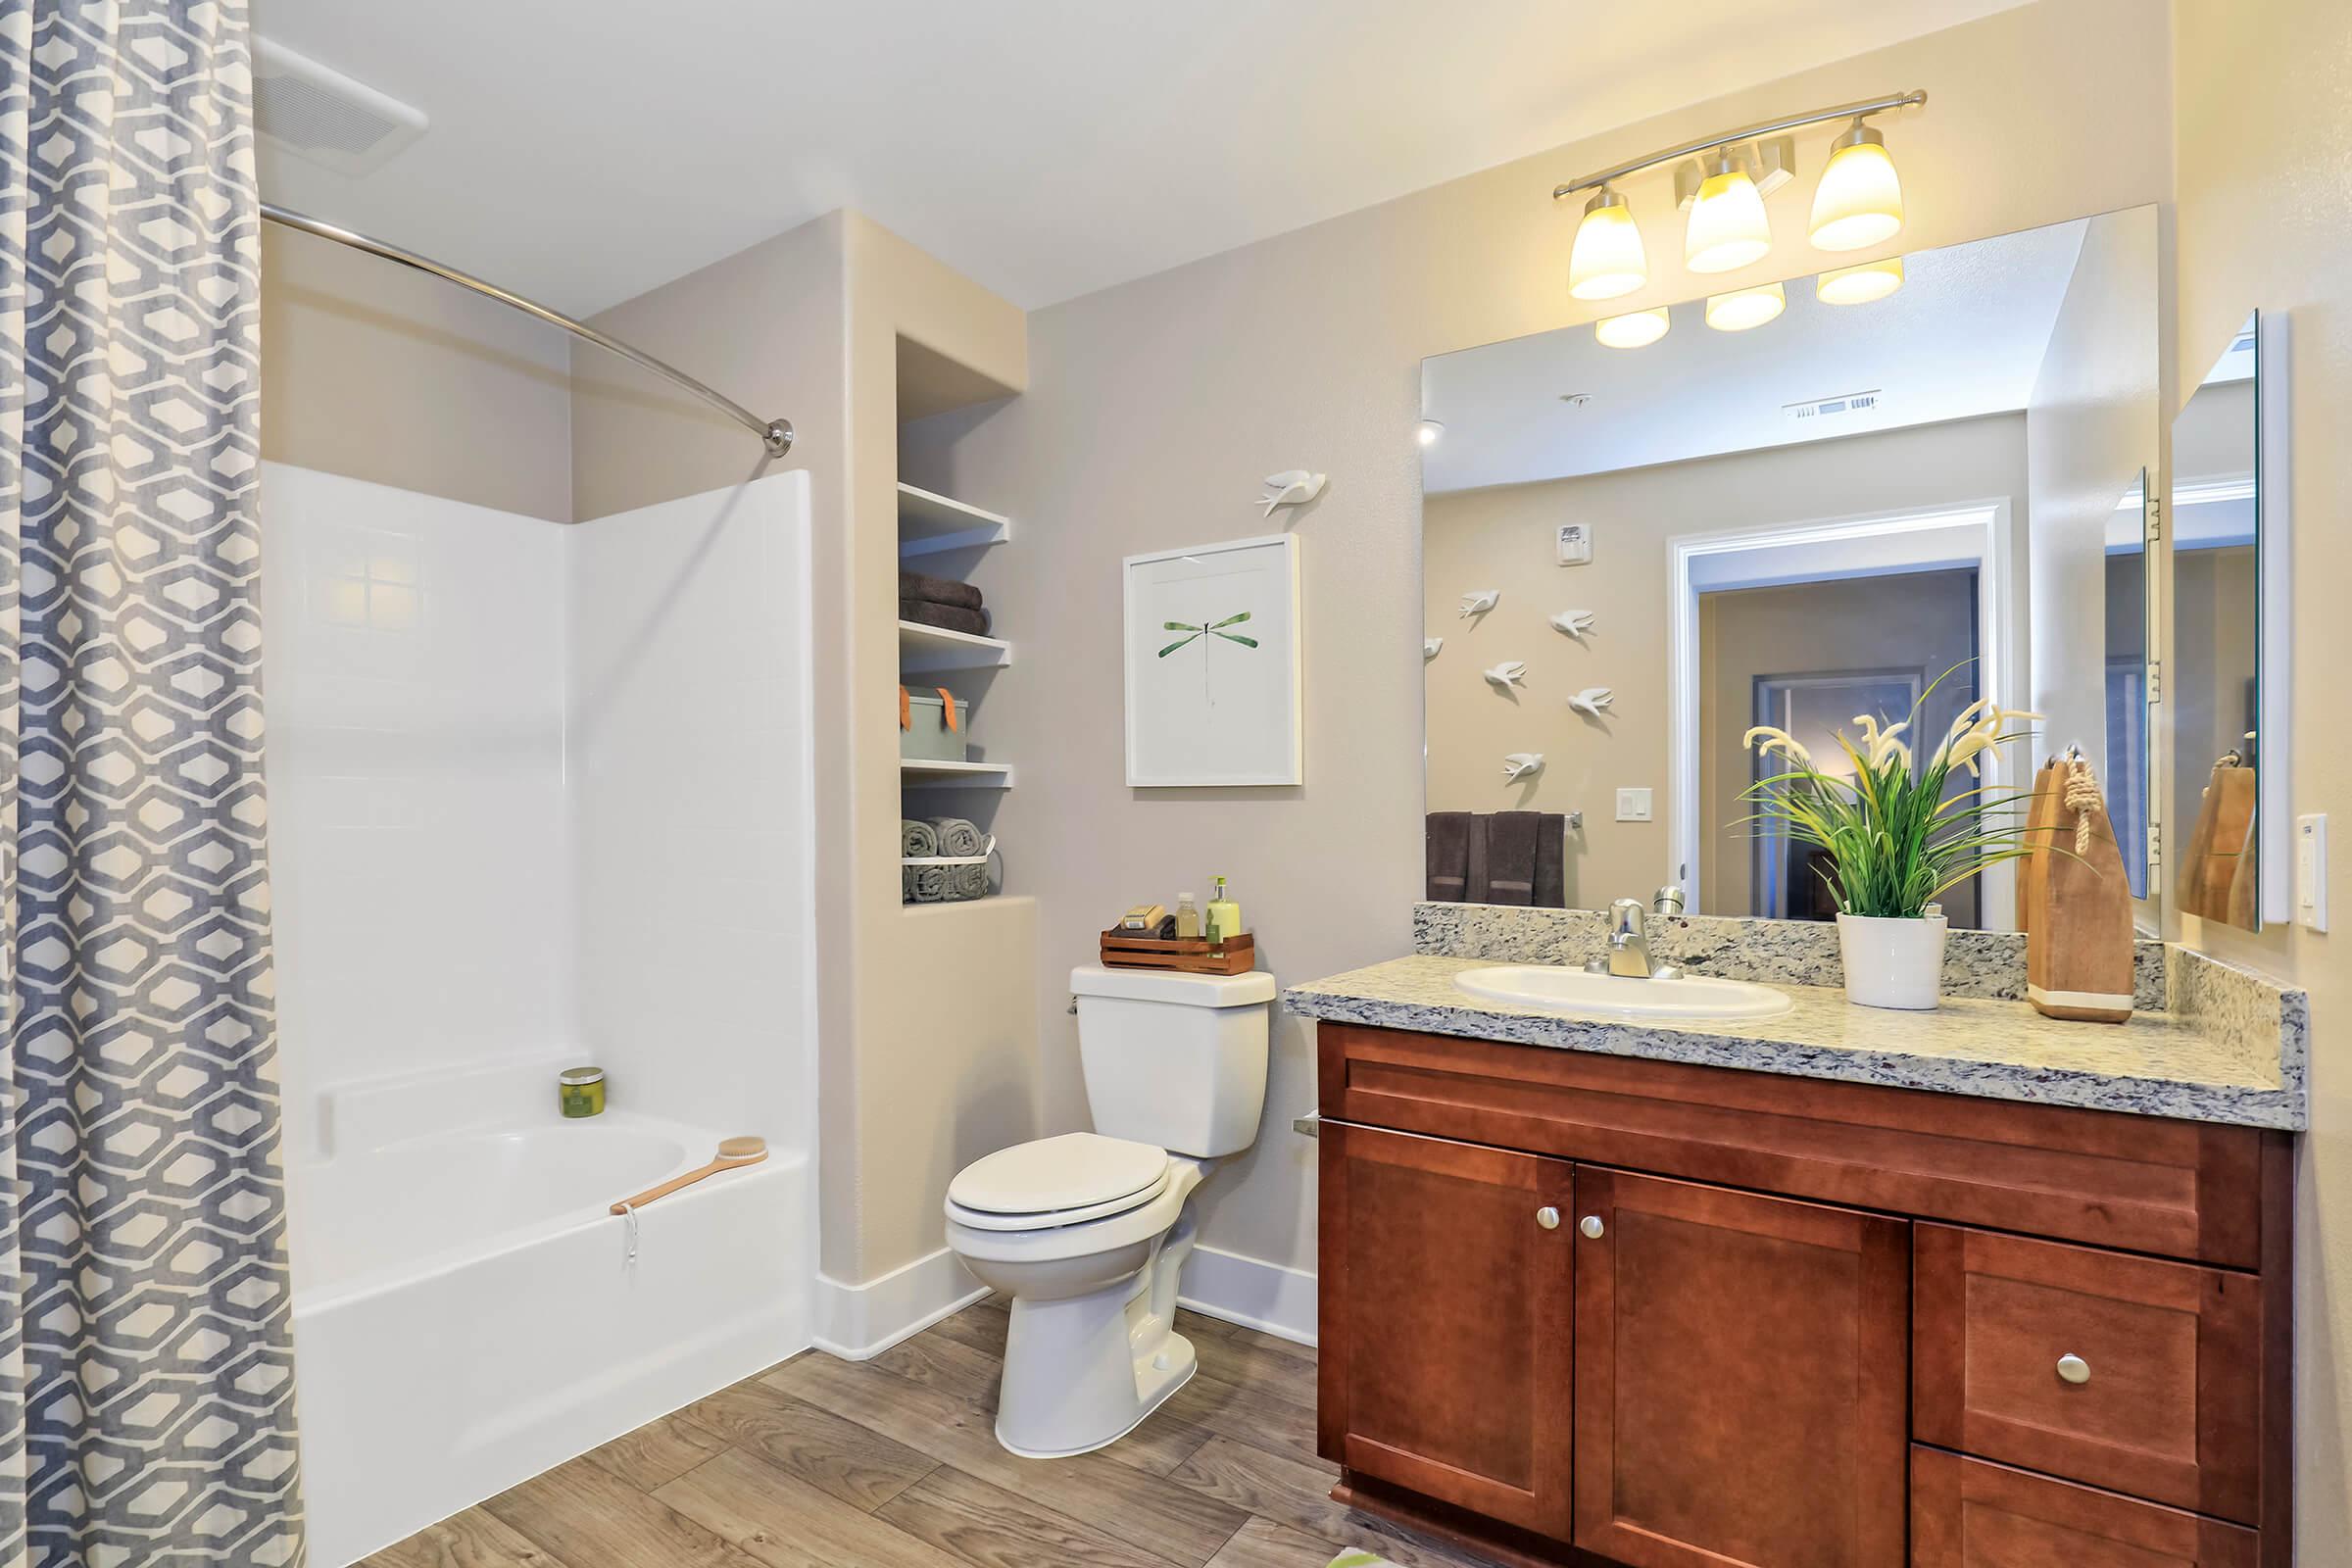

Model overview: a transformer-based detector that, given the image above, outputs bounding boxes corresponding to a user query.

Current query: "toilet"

[945,963,1274,1458]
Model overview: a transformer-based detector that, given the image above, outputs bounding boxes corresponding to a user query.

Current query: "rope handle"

[2063,757,2104,856]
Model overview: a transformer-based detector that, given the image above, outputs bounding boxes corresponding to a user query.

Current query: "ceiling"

[1419,217,2093,494]
[250,0,2031,317]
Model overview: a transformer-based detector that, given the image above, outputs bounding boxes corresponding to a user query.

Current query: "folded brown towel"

[899,569,983,612]
[899,598,993,637]
[1534,811,1567,908]
[1485,811,1541,905]
[1426,812,1471,903]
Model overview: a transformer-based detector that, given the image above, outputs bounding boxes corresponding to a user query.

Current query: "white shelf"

[901,758,1013,788]
[898,619,1010,672]
[899,483,1010,560]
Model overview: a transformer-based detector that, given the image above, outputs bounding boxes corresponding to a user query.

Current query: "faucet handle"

[1609,898,1645,939]
[1652,883,1687,917]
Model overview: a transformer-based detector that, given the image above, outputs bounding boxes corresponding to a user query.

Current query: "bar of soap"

[1122,904,1167,930]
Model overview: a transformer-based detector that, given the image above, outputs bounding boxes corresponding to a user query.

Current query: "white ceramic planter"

[1836,912,1949,1010]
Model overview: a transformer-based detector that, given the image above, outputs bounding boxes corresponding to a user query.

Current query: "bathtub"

[290,1061,811,1567]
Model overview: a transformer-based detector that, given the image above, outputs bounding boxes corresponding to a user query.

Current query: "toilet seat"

[947,1132,1171,1232]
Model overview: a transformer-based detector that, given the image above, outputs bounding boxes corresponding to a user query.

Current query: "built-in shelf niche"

[898,619,1010,672]
[898,483,1009,560]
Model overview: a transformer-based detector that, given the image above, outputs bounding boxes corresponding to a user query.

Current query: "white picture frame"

[1123,533,1302,787]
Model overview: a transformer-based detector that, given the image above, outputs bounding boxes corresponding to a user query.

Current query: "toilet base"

[996,1338,1196,1459]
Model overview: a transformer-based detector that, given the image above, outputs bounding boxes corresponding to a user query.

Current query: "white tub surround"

[1285,952,2305,1131]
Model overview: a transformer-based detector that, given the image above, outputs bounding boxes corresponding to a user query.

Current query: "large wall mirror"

[1419,207,2159,929]
[2171,312,2283,930]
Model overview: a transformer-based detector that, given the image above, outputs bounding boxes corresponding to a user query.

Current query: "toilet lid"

[948,1132,1169,1221]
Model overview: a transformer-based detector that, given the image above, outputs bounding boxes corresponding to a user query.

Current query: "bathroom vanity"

[1288,919,2305,1568]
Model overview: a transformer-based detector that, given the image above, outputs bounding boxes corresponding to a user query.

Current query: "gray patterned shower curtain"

[0,1,304,1564]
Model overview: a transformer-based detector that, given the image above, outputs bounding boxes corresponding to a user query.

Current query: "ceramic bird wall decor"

[1501,752,1545,783]
[1548,609,1597,640]
[1482,661,1528,691]
[1258,469,1327,516]
[1566,686,1615,718]
[1458,588,1499,618]
[1423,637,1444,662]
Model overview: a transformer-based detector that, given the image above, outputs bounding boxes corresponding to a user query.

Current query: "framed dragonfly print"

[1123,533,1302,786]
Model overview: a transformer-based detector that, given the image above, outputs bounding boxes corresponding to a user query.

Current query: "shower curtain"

[0,1,304,1563]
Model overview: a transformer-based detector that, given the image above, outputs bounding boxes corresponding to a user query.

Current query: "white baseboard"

[812,1246,988,1361]
[1177,1244,1318,1347]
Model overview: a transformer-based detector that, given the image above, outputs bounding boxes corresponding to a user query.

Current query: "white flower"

[1851,713,1912,771]
[1742,725,1813,769]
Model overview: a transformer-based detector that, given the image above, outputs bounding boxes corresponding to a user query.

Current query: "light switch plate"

[1616,787,1652,822]
[2296,813,2328,931]
[1556,523,1593,565]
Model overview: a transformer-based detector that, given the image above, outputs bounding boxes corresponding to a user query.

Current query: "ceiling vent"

[254,38,427,176]
[1783,388,1886,425]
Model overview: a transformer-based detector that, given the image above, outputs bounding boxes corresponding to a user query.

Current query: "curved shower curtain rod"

[262,202,795,459]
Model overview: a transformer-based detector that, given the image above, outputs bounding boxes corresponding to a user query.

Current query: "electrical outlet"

[1556,523,1593,565]
[1616,787,1653,823]
[2297,813,2328,931]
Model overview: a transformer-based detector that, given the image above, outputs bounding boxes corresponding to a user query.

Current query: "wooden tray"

[1099,927,1256,976]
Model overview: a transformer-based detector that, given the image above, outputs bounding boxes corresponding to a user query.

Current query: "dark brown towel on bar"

[1426,812,1472,902]
[1484,811,1542,905]
[1464,813,1491,903]
[898,569,984,612]
[1534,811,1567,907]
[899,598,993,637]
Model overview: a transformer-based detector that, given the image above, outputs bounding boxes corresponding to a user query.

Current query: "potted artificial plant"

[1740,678,2039,1010]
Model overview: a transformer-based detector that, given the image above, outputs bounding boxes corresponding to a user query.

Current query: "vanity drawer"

[1910,1448,2257,1568]
[1913,1225,2262,1521]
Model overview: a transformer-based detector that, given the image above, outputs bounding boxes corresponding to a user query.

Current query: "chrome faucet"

[1588,896,1682,980]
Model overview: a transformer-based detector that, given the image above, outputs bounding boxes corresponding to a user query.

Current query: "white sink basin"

[1453,964,1794,1021]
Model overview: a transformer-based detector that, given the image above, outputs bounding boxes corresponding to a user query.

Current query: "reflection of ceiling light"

[1567,186,1646,301]
[1817,255,1904,305]
[1595,307,1671,349]
[1809,120,1905,251]
[1705,280,1787,331]
[1686,151,1772,273]
[1416,418,1445,447]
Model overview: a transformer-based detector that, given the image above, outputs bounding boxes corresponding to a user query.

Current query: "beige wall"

[2024,205,2162,782]
[901,0,2172,1278]
[261,225,573,522]
[2175,1,2352,1553]
[1700,570,1981,923]
[1423,415,2026,915]
[572,212,1038,1289]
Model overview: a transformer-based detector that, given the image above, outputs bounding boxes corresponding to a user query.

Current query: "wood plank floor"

[360,1298,1495,1568]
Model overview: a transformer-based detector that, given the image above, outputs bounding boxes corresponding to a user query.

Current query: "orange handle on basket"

[899,685,911,730]
[937,686,958,732]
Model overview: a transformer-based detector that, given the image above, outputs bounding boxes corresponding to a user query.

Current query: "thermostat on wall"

[1556,523,1593,565]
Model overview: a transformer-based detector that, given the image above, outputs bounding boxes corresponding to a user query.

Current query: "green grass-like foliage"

[1738,666,2041,921]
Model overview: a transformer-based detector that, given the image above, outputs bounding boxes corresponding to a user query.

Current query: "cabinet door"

[1571,1167,1909,1568]
[1911,1447,2259,1568]
[1318,1121,1573,1539]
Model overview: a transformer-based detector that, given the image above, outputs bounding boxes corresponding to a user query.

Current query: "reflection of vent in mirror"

[255,38,427,175]
[1782,389,1884,424]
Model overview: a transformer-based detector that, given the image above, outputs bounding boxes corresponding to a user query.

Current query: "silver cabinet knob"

[1579,1215,1605,1239]
[1536,1207,1561,1230]
[2056,1353,2090,1385]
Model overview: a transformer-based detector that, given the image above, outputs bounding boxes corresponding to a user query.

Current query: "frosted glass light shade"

[1705,281,1787,331]
[1810,127,1904,252]
[1817,256,1905,305]
[1568,190,1646,301]
[1685,167,1771,273]
[1595,307,1671,349]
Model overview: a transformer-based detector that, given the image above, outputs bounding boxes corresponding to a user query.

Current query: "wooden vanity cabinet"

[1314,1021,2294,1568]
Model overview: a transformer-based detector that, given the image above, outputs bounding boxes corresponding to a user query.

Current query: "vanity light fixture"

[1416,417,1445,447]
[1595,306,1671,349]
[1567,186,1647,301]
[1685,150,1772,273]
[1809,119,1905,250]
[1817,255,1905,305]
[1705,280,1787,331]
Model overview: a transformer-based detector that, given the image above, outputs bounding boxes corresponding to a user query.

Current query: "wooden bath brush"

[610,1136,768,1214]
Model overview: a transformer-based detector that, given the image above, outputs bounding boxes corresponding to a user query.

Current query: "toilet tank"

[1070,964,1275,1158]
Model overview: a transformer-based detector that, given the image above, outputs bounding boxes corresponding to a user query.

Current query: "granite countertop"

[1285,954,2306,1131]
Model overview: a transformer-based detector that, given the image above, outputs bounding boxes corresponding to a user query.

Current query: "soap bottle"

[1173,892,1201,940]
[1205,875,1242,953]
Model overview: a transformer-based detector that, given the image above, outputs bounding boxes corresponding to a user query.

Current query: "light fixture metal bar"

[1551,90,1927,202]
[261,202,794,458]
